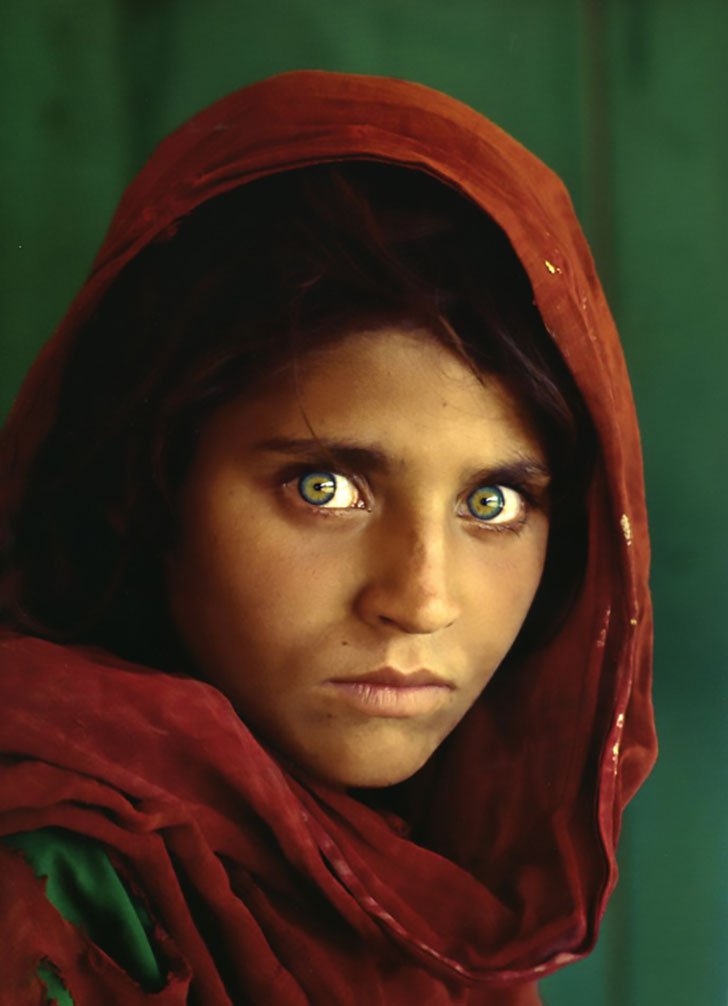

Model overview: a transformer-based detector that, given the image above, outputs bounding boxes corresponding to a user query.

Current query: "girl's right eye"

[297,471,365,509]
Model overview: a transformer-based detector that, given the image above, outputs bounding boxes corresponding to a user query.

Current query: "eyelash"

[278,464,538,535]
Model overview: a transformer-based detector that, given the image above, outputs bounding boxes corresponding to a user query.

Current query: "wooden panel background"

[1,2,725,1002]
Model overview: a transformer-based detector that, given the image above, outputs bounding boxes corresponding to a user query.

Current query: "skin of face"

[166,324,550,789]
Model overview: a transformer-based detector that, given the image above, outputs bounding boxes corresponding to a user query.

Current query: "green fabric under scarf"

[3,827,166,1003]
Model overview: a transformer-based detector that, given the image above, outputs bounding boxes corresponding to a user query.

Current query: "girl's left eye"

[297,471,364,509]
[463,484,525,527]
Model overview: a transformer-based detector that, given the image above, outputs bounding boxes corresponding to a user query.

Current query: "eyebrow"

[253,436,551,486]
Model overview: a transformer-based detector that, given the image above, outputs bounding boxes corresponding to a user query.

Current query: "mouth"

[326,667,454,718]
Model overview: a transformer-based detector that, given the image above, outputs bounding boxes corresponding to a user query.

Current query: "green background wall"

[1,3,725,1003]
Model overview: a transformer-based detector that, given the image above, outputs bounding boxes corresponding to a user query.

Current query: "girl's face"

[166,325,550,788]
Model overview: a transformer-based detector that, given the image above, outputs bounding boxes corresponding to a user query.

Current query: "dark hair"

[1,162,594,666]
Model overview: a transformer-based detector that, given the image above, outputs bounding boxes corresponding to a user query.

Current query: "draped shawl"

[0,70,656,1005]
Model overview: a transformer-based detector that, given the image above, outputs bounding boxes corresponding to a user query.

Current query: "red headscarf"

[0,70,655,1004]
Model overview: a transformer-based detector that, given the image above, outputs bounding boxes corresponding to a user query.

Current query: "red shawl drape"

[0,71,656,1004]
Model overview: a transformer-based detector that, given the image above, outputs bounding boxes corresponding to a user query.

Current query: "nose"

[354,516,461,635]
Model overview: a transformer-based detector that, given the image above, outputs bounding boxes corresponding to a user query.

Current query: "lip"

[331,667,452,688]
[326,667,454,718]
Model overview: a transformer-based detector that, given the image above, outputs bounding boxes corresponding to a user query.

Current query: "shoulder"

[1,827,167,1002]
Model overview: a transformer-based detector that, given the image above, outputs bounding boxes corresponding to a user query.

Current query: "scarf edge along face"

[0,70,656,995]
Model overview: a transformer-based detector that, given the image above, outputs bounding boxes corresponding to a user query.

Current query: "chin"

[341,768,418,789]
[305,747,434,791]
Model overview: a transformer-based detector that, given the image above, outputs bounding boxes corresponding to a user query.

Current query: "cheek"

[515,536,549,602]
[468,529,549,633]
[171,486,348,640]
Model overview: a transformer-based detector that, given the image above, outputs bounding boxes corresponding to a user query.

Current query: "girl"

[0,70,656,1005]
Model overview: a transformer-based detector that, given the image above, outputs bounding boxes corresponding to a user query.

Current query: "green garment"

[3,827,166,1004]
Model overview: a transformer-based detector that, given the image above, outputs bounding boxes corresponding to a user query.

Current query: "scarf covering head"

[0,71,655,1004]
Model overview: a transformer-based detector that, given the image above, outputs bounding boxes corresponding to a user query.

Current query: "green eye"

[466,485,506,521]
[298,472,337,506]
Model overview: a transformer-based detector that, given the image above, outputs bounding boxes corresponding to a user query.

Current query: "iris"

[467,486,505,521]
[298,472,337,506]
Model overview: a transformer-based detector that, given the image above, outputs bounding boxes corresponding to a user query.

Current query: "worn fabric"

[0,70,655,1004]
[2,828,166,995]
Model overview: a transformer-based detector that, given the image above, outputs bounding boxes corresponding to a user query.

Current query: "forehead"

[200,324,545,468]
